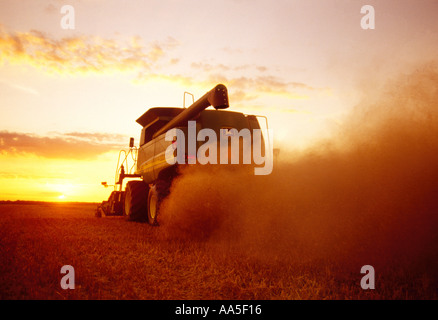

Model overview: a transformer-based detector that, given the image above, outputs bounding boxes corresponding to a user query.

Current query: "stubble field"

[0,199,435,300]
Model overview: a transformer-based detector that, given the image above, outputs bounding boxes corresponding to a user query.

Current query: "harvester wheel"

[147,180,171,226]
[147,185,160,225]
[124,181,149,222]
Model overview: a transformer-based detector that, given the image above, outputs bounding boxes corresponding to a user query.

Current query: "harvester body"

[96,84,269,224]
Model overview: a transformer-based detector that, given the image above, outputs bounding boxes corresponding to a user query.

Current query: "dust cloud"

[160,63,438,277]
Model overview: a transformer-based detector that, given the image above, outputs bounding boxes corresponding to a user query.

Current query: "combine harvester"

[96,84,271,225]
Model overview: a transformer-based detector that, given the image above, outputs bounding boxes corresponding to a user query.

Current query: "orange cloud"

[0,25,326,105]
[206,74,313,101]
[0,25,177,75]
[188,63,317,99]
[0,131,127,159]
[190,62,267,73]
[135,71,316,103]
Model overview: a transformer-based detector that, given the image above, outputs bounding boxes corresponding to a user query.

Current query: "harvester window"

[142,120,170,145]
[144,128,154,143]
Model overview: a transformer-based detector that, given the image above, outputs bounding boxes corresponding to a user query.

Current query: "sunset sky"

[1,0,437,202]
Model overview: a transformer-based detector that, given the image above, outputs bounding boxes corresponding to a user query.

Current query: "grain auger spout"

[153,84,229,138]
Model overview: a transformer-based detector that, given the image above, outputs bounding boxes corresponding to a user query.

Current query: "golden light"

[45,182,75,201]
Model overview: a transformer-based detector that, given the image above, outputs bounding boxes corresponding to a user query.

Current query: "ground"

[0,202,435,300]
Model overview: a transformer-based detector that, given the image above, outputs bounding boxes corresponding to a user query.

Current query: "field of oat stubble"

[0,201,347,300]
[0,179,436,301]
[0,200,367,300]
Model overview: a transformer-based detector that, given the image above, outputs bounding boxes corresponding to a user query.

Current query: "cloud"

[0,131,127,159]
[187,63,326,100]
[0,22,324,106]
[0,25,178,75]
[207,74,313,101]
[135,72,193,84]
[190,63,312,96]
[136,70,319,103]
[190,62,266,73]
[0,25,325,105]
[62,132,127,142]
[0,171,55,180]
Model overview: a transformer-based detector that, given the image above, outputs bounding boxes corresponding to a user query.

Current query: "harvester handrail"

[114,147,138,190]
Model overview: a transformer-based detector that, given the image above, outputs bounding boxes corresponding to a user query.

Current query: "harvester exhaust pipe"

[153,84,229,138]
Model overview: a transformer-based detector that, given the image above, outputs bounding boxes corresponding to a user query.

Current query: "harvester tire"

[124,181,149,222]
[147,180,170,226]
[147,185,160,226]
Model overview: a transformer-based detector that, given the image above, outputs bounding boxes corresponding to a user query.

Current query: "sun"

[44,182,75,201]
